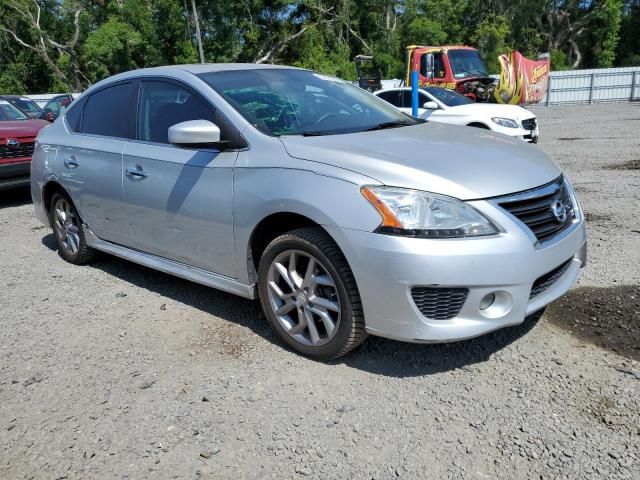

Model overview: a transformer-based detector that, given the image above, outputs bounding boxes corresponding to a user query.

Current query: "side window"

[420,53,445,79]
[400,90,413,108]
[433,54,445,79]
[82,83,134,138]
[65,97,85,132]
[137,81,214,144]
[418,92,430,106]
[377,91,401,107]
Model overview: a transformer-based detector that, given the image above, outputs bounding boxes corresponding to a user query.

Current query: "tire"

[49,192,97,265]
[257,227,366,360]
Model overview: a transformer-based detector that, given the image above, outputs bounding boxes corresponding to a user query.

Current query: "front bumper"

[491,123,539,143]
[325,200,586,343]
[0,159,31,190]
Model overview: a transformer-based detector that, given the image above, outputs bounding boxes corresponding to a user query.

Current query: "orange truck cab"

[405,45,497,102]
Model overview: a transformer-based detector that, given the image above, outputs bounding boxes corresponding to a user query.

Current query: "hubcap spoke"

[302,257,316,288]
[268,281,287,300]
[274,262,296,291]
[288,252,303,289]
[304,308,321,344]
[309,295,339,313]
[310,306,335,336]
[275,299,296,316]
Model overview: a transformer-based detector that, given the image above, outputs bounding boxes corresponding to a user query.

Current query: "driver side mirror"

[168,120,221,145]
[422,101,439,110]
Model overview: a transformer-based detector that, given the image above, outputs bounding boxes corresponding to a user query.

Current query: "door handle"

[125,166,149,179]
[64,156,79,168]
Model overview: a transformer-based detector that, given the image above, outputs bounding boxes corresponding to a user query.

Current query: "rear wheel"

[257,227,366,360]
[49,192,96,264]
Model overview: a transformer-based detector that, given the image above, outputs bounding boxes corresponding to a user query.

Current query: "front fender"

[233,166,382,285]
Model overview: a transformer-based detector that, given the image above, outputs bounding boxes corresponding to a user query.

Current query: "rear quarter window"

[65,97,85,132]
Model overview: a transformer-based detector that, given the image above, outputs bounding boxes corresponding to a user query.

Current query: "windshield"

[0,100,29,121]
[424,87,473,107]
[448,49,488,79]
[199,69,420,136]
[7,97,41,115]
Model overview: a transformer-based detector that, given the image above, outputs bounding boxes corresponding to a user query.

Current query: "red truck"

[404,45,550,104]
[0,99,49,190]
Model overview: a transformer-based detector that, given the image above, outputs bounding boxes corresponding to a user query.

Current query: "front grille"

[530,258,573,299]
[0,142,34,160]
[499,178,576,244]
[522,118,537,130]
[411,287,468,320]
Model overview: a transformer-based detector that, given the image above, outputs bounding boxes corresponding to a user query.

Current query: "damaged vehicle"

[31,65,586,359]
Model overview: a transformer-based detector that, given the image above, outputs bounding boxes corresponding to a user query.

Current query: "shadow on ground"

[42,233,600,377]
[546,285,640,362]
[0,186,31,208]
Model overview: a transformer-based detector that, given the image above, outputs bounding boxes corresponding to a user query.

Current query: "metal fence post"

[588,73,596,104]
[546,75,552,106]
[631,71,638,102]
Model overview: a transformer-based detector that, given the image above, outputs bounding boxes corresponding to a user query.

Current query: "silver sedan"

[31,64,586,359]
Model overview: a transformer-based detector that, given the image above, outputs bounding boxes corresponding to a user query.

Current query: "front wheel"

[257,227,366,360]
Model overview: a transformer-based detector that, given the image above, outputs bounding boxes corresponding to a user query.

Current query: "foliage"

[0,0,637,94]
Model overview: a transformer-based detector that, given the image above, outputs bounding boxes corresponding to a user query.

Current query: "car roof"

[85,63,307,94]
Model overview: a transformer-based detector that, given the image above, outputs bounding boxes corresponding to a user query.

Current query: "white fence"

[542,66,640,106]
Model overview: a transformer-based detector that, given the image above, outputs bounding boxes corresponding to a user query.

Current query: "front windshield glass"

[0,100,29,121]
[448,49,488,79]
[424,87,473,107]
[8,97,41,115]
[199,69,420,136]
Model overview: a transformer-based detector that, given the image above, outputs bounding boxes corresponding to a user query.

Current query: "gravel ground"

[1,103,639,480]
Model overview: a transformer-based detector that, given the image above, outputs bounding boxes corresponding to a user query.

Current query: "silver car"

[31,64,587,360]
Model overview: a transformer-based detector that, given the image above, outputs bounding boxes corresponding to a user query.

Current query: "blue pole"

[411,70,419,117]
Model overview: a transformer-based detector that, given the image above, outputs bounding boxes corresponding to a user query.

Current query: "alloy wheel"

[53,197,81,256]
[266,249,341,347]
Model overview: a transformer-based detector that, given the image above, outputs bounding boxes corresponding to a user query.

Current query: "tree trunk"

[190,0,205,64]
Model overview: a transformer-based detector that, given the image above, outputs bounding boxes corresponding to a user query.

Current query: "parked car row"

[0,94,74,190]
[29,64,585,360]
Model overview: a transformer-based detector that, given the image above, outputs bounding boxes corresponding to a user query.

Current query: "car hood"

[0,120,49,139]
[446,103,535,121]
[280,122,560,200]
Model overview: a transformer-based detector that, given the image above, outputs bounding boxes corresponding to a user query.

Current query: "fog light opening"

[479,293,496,310]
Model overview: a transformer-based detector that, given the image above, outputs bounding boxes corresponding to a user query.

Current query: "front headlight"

[491,117,519,128]
[361,186,499,238]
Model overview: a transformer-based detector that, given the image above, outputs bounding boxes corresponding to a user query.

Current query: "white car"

[374,87,539,143]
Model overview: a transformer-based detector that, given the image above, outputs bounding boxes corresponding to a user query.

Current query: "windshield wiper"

[300,130,336,137]
[363,120,413,132]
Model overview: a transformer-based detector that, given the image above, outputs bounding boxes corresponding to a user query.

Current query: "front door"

[122,80,238,278]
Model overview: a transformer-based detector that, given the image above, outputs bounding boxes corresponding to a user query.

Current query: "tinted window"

[424,87,473,106]
[7,97,41,116]
[400,90,413,108]
[377,90,402,107]
[137,81,214,144]
[65,97,85,132]
[82,83,133,137]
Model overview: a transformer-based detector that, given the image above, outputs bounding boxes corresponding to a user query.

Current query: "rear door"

[122,79,239,278]
[57,82,134,245]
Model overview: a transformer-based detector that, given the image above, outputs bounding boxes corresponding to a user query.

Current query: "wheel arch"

[247,211,335,283]
[467,122,491,129]
[42,180,68,214]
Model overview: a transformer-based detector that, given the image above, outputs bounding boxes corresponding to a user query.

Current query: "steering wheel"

[314,112,338,126]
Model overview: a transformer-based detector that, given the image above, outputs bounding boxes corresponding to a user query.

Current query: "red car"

[0,99,49,190]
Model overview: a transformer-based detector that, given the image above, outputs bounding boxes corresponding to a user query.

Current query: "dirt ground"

[1,103,639,479]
